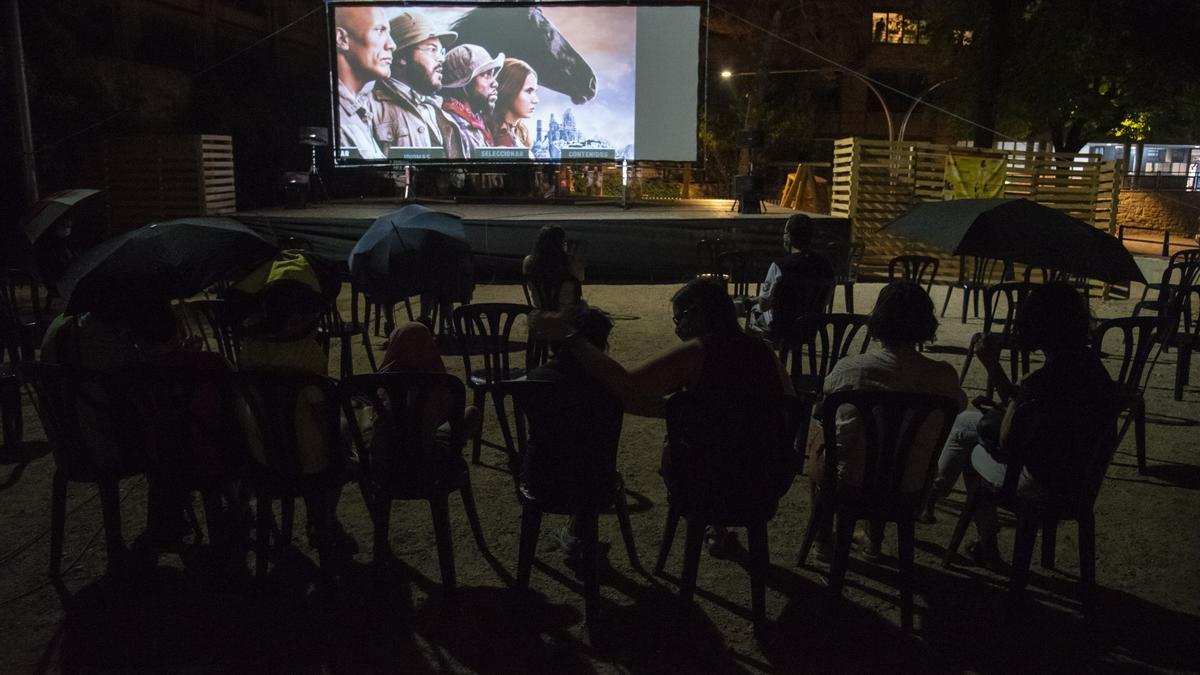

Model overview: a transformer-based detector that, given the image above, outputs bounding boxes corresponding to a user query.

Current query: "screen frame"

[326,0,706,168]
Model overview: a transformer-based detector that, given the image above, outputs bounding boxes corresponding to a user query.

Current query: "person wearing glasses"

[373,12,464,157]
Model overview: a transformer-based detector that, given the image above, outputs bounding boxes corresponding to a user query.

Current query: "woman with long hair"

[489,58,539,150]
[523,224,585,310]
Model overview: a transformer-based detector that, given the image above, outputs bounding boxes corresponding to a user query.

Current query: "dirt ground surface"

[1,281,1198,673]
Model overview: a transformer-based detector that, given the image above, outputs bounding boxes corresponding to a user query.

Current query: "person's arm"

[975,333,1019,402]
[569,256,585,283]
[562,337,703,417]
[756,263,781,310]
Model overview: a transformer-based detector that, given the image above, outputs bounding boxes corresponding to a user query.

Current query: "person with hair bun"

[808,281,967,558]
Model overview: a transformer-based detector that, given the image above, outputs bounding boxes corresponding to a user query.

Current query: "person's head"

[1014,282,1092,353]
[784,214,814,251]
[441,44,503,114]
[334,7,395,91]
[528,225,569,280]
[670,278,740,340]
[868,281,939,346]
[572,308,614,352]
[390,12,457,95]
[494,59,538,123]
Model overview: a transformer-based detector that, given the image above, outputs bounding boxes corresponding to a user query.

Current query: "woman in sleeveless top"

[523,225,584,311]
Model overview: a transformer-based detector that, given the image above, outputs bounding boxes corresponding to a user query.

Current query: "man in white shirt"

[333,6,394,160]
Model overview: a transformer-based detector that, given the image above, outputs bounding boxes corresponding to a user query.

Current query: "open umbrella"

[59,217,279,313]
[348,204,474,303]
[22,189,103,243]
[880,198,1145,284]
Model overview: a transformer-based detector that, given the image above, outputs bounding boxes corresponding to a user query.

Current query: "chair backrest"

[343,372,465,488]
[1091,316,1159,394]
[1,268,44,328]
[839,242,866,284]
[981,281,1037,335]
[697,238,736,276]
[182,299,242,368]
[234,369,343,483]
[887,255,939,294]
[819,389,959,505]
[453,303,531,384]
[19,362,152,481]
[960,255,1006,288]
[1158,260,1200,295]
[778,313,871,393]
[1167,248,1200,268]
[770,273,835,339]
[664,391,805,522]
[1161,284,1200,345]
[718,251,755,298]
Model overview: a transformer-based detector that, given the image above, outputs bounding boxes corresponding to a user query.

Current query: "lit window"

[873,11,929,44]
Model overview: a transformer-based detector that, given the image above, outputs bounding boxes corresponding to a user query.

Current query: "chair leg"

[613,487,641,569]
[747,522,769,628]
[49,471,67,581]
[429,493,457,593]
[679,516,705,608]
[255,491,272,581]
[1174,344,1191,402]
[1008,513,1039,600]
[1134,401,1147,474]
[1041,518,1058,569]
[371,496,391,565]
[940,285,954,318]
[943,485,980,567]
[1078,511,1097,614]
[844,283,854,314]
[459,474,487,553]
[828,512,855,594]
[897,518,916,632]
[491,390,515,457]
[577,512,601,624]
[796,492,829,567]
[516,506,543,590]
[654,506,680,574]
[471,389,485,464]
[98,479,126,577]
[280,497,295,548]
[360,328,378,372]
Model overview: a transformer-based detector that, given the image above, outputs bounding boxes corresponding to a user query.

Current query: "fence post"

[1163,229,1171,257]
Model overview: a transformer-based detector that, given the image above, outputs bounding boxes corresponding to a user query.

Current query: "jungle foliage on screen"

[329,2,700,164]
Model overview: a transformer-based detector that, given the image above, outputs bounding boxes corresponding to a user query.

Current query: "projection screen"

[328,2,701,164]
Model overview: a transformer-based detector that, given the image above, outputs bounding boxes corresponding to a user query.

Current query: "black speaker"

[283,171,310,209]
[735,129,763,148]
[733,174,763,215]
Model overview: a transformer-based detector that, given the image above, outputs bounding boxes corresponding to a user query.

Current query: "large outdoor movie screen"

[330,2,701,164]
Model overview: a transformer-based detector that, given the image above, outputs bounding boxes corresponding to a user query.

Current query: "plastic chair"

[654,391,804,631]
[767,276,835,342]
[1091,317,1158,472]
[1132,250,1200,322]
[1160,285,1200,401]
[1,268,46,362]
[940,256,1006,323]
[234,369,346,581]
[181,299,242,368]
[1,321,23,451]
[696,238,737,277]
[943,396,1120,614]
[452,303,531,464]
[343,372,485,593]
[778,313,871,397]
[21,363,152,584]
[490,379,638,622]
[796,390,959,631]
[319,273,377,380]
[829,242,865,314]
[959,282,1038,395]
[888,255,940,295]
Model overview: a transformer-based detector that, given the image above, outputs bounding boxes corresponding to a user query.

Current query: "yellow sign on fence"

[943,151,1007,199]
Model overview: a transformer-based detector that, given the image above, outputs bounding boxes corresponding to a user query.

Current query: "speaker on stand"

[299,127,329,203]
[732,129,764,214]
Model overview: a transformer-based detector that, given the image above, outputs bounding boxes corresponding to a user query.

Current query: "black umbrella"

[348,205,474,303]
[880,198,1145,284]
[59,217,279,313]
[22,189,103,243]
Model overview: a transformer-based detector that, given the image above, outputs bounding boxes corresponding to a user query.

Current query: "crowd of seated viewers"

[31,216,1114,587]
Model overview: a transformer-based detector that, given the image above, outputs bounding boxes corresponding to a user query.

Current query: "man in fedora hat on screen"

[333,6,394,159]
[439,44,504,157]
[374,11,463,157]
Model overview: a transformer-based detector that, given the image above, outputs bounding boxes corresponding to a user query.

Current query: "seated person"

[533,278,794,554]
[809,281,967,558]
[925,283,1115,563]
[523,224,585,311]
[748,214,835,338]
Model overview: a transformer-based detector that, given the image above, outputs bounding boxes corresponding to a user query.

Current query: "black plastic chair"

[1091,317,1158,472]
[829,242,865,314]
[943,396,1120,615]
[320,274,377,381]
[778,313,871,397]
[1132,250,1200,323]
[343,372,485,593]
[959,282,1038,394]
[181,299,243,368]
[888,255,940,295]
[696,238,737,278]
[940,256,1006,323]
[1161,285,1200,401]
[1,321,23,451]
[767,276,836,343]
[453,303,531,464]
[1,268,46,362]
[654,392,804,631]
[797,390,959,631]
[21,363,152,584]
[234,369,346,581]
[490,379,638,622]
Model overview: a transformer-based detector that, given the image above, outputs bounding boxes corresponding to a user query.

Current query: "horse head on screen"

[451,7,597,105]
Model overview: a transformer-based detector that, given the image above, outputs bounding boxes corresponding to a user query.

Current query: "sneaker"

[705,527,738,559]
[852,529,882,561]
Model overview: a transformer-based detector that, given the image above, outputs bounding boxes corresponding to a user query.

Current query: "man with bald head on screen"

[334,6,394,160]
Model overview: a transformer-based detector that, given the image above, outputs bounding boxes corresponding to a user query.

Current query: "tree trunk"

[739,3,782,175]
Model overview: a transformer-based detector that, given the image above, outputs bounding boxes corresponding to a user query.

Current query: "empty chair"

[959,282,1038,393]
[320,275,377,380]
[21,363,152,584]
[940,255,1007,323]
[655,391,803,631]
[830,241,865,314]
[453,303,532,463]
[491,379,638,622]
[1091,317,1158,472]
[797,389,959,631]
[888,255,940,295]
[1132,249,1200,321]
[1160,285,1200,401]
[943,396,1120,614]
[235,369,347,581]
[696,238,737,278]
[343,372,485,593]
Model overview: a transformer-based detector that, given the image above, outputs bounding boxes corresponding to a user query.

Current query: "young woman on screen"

[490,58,538,152]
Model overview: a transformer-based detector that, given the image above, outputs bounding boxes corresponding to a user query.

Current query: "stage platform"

[236,198,827,281]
